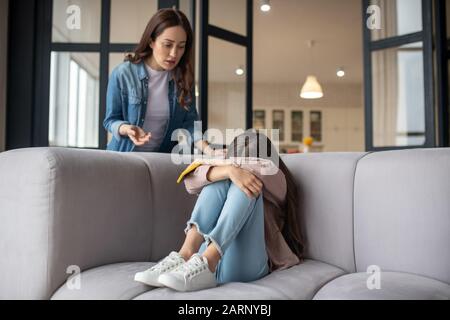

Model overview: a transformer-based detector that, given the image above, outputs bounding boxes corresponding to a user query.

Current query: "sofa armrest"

[0,147,156,299]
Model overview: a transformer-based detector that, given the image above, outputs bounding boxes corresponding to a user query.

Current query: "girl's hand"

[122,125,151,146]
[228,166,263,198]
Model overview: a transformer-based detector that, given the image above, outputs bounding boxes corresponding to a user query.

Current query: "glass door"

[35,0,195,149]
[199,0,253,146]
[362,0,435,150]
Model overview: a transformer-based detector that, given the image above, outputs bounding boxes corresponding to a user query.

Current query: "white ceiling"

[209,0,364,84]
[52,0,364,85]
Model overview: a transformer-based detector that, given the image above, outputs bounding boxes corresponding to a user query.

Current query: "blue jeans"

[184,180,269,284]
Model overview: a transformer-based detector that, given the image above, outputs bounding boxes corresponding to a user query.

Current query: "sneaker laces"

[175,254,208,277]
[150,252,183,272]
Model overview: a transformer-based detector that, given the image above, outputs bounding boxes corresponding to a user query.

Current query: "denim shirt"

[103,60,201,153]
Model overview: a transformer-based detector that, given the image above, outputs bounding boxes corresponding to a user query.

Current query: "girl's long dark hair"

[125,8,194,109]
[227,130,305,261]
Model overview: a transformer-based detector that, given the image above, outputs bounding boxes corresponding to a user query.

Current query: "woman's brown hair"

[125,8,194,109]
[226,130,305,261]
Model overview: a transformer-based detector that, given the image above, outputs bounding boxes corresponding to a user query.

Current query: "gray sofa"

[0,147,449,300]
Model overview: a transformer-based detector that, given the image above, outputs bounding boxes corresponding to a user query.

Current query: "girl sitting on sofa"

[134,130,305,291]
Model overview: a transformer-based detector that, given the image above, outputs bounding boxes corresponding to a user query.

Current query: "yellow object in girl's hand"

[176,161,202,184]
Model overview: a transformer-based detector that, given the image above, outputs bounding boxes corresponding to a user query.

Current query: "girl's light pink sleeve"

[183,165,214,195]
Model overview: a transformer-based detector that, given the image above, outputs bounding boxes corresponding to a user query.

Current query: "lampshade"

[300,75,323,99]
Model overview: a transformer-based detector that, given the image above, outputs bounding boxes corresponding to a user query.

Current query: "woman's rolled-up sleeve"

[182,102,202,145]
[103,68,129,141]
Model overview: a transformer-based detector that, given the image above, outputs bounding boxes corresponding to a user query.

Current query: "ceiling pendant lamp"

[300,76,324,99]
[300,40,323,99]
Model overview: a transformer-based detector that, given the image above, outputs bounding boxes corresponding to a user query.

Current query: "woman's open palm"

[126,126,151,146]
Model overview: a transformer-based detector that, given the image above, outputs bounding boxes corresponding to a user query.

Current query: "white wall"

[253,82,365,152]
[208,82,365,152]
[0,0,8,152]
[208,82,247,142]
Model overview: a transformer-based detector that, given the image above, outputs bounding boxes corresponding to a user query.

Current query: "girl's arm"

[233,160,287,206]
[184,165,263,199]
[206,165,230,182]
[183,165,214,195]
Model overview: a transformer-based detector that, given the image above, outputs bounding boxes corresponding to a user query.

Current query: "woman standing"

[104,8,223,156]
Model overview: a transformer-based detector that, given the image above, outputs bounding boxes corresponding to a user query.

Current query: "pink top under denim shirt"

[183,159,301,273]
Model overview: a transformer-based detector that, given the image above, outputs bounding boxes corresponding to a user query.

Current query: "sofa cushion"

[281,153,367,274]
[354,148,450,284]
[51,262,157,300]
[133,259,346,300]
[313,272,450,300]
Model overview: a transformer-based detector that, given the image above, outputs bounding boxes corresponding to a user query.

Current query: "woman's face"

[150,26,187,71]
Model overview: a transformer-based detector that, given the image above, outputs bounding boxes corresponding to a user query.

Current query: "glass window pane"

[253,110,265,129]
[208,37,246,145]
[52,0,101,43]
[179,0,194,27]
[310,111,322,142]
[209,0,246,36]
[370,0,422,41]
[292,111,303,142]
[109,52,128,75]
[272,110,285,142]
[110,0,158,43]
[49,52,100,148]
[371,42,425,147]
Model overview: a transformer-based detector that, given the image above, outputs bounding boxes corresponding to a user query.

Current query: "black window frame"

[7,0,194,151]
[435,0,449,147]
[362,0,436,151]
[199,0,253,132]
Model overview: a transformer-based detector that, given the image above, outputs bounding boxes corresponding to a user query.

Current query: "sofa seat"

[133,259,346,300]
[51,259,345,300]
[51,262,157,300]
[313,272,450,300]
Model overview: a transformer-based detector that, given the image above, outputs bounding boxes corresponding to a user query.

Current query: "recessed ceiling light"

[337,68,345,78]
[260,0,271,12]
[235,67,245,76]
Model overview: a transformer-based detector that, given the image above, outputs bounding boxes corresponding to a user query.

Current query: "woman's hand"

[228,166,263,199]
[120,124,151,146]
[211,148,228,158]
[203,145,228,158]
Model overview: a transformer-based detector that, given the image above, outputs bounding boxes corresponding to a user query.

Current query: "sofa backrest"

[136,152,369,275]
[0,147,158,299]
[128,153,198,262]
[354,148,450,284]
[139,151,368,274]
[282,152,367,273]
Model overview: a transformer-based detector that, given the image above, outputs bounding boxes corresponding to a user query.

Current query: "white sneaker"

[134,251,185,287]
[158,253,217,292]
